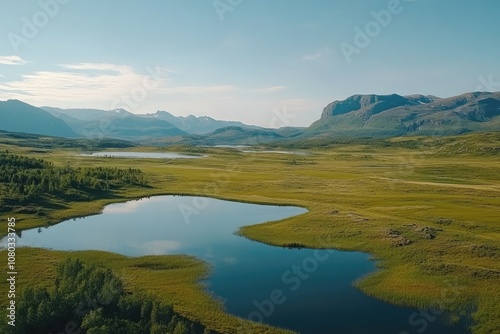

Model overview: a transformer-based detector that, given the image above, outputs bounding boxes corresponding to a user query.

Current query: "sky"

[0,0,499,127]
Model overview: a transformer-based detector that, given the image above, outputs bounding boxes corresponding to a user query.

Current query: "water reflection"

[1,196,470,334]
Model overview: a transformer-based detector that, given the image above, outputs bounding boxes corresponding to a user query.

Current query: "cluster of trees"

[0,131,135,150]
[9,258,216,334]
[0,150,147,208]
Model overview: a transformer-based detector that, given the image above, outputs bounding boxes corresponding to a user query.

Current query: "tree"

[173,322,189,334]
[13,258,214,334]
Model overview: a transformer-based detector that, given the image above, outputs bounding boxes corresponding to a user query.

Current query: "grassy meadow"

[1,132,499,333]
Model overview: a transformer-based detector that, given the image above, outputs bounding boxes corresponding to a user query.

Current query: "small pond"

[81,152,203,159]
[1,196,471,334]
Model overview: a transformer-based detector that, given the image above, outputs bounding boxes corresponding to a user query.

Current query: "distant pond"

[81,151,204,159]
[1,196,471,334]
[212,145,307,155]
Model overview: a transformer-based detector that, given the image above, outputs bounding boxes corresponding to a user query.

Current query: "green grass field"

[1,132,499,333]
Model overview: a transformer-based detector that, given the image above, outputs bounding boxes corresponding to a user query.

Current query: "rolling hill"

[43,106,186,140]
[149,126,285,146]
[146,110,261,134]
[2,91,499,143]
[305,92,500,138]
[43,106,262,140]
[0,100,77,138]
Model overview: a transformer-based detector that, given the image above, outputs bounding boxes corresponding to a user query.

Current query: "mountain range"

[0,91,499,144]
[307,91,500,138]
[0,100,77,138]
[42,107,186,140]
[145,111,261,134]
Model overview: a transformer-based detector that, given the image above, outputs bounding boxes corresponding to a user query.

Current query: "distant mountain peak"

[111,108,129,114]
[321,93,416,119]
[150,110,260,134]
[38,105,262,139]
[155,110,173,116]
[310,91,500,138]
[0,100,77,138]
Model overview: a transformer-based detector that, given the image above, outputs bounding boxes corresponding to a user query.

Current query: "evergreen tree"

[13,258,216,334]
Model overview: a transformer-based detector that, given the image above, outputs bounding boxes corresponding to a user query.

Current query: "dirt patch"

[384,228,413,247]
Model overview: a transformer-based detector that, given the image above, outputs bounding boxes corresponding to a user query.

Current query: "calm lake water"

[241,150,307,155]
[2,196,471,334]
[81,152,203,159]
[211,145,306,155]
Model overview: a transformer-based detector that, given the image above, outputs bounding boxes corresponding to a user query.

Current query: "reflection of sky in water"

[1,196,471,334]
[2,196,307,258]
[103,196,173,214]
[103,200,144,214]
[137,240,181,255]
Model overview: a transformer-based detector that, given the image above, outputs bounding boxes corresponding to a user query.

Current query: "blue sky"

[0,0,499,127]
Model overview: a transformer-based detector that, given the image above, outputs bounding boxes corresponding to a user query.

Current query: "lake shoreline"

[2,195,472,333]
[2,141,497,332]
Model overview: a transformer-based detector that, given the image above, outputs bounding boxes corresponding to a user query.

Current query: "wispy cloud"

[61,63,125,71]
[0,55,27,66]
[0,62,313,126]
[0,63,147,103]
[302,51,325,61]
[254,86,287,93]
[60,63,177,76]
[302,47,333,62]
[0,62,237,108]
[161,85,236,95]
[59,62,132,73]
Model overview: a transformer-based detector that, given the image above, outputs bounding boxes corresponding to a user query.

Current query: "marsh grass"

[0,133,499,333]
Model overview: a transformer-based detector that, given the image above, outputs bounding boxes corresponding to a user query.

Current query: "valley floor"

[1,133,499,333]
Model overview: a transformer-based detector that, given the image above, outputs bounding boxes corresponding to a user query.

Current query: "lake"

[2,196,471,334]
[210,145,306,155]
[81,151,204,159]
[241,150,307,155]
